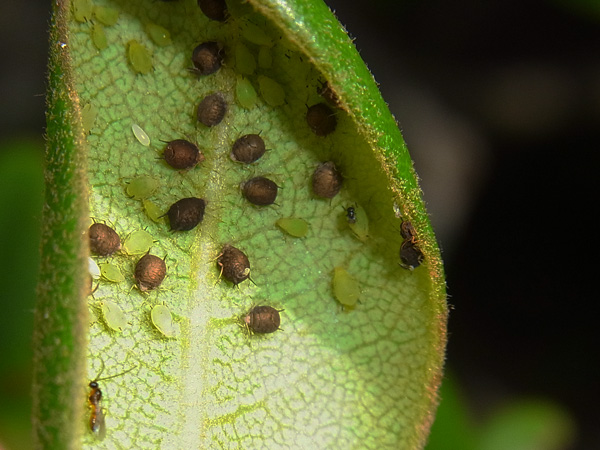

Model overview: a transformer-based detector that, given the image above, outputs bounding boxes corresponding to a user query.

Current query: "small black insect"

[217,244,251,286]
[167,197,206,231]
[89,223,121,256]
[312,161,342,199]
[197,92,227,127]
[230,134,266,164]
[197,0,228,21]
[241,176,278,205]
[400,220,417,243]
[399,240,424,270]
[244,305,282,334]
[345,206,356,224]
[306,103,337,136]
[191,42,223,76]
[163,139,204,170]
[134,253,167,291]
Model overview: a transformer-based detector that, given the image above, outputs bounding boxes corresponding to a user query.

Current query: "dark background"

[1,0,598,448]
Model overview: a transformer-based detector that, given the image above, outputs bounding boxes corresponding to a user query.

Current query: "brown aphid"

[399,240,424,270]
[167,197,206,231]
[89,223,121,256]
[197,0,228,21]
[191,42,223,76]
[197,92,227,127]
[306,102,337,136]
[163,139,204,170]
[134,253,166,291]
[241,176,278,205]
[318,80,341,108]
[400,220,418,243]
[312,161,343,199]
[244,305,282,334]
[217,244,251,286]
[230,134,266,164]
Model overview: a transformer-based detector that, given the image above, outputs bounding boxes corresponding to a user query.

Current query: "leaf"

[33,0,447,449]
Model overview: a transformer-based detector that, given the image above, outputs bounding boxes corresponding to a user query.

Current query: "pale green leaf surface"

[35,0,447,448]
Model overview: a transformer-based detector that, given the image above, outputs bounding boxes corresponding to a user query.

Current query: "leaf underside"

[35,0,447,449]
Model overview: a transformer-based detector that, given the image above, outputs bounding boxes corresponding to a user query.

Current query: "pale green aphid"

[145,22,172,47]
[123,230,154,255]
[99,262,125,283]
[88,257,101,280]
[332,267,360,308]
[241,19,272,46]
[151,304,179,338]
[127,40,153,74]
[235,42,256,75]
[81,103,98,134]
[131,123,150,146]
[347,204,369,242]
[235,76,258,109]
[91,23,107,51]
[126,175,160,200]
[258,46,273,69]
[100,300,127,332]
[93,5,119,26]
[72,0,93,23]
[143,199,164,223]
[258,75,285,107]
[276,218,309,238]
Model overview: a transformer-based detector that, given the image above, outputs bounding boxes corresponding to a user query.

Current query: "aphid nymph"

[197,0,228,22]
[197,92,227,127]
[163,139,204,170]
[312,161,343,199]
[166,197,206,231]
[241,176,278,206]
[134,253,167,291]
[89,223,121,256]
[244,305,283,334]
[191,42,223,76]
[306,103,337,136]
[230,134,266,164]
[217,244,251,286]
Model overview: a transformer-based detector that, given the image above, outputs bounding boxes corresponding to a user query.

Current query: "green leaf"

[33,0,447,449]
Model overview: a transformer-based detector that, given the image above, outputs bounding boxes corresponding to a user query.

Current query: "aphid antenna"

[247,275,257,286]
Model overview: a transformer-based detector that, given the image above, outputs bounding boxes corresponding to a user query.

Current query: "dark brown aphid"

[197,0,228,21]
[306,102,337,136]
[400,220,417,243]
[244,305,282,334]
[230,134,266,164]
[217,244,250,286]
[399,240,424,270]
[312,161,343,199]
[167,197,206,231]
[163,139,204,170]
[241,176,278,205]
[134,253,167,291]
[191,42,223,76]
[318,80,341,108]
[89,223,121,256]
[197,92,227,127]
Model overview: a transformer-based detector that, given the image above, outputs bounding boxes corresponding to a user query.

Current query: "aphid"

[400,220,417,243]
[240,20,272,46]
[241,176,278,206]
[135,253,167,291]
[100,300,127,332]
[88,365,135,440]
[131,123,150,146]
[306,103,337,136]
[91,23,107,51]
[258,46,272,69]
[72,0,93,23]
[235,42,256,75]
[191,42,223,76]
[312,161,343,199]
[126,175,160,200]
[332,267,360,309]
[88,257,101,280]
[126,40,153,74]
[318,80,341,108]
[123,230,154,255]
[399,240,424,270]
[166,197,206,231]
[275,217,309,238]
[217,244,251,286]
[230,134,266,164]
[197,92,227,127]
[89,223,121,256]
[142,199,164,223]
[345,203,369,242]
[235,76,258,109]
[93,5,119,26]
[258,75,285,107]
[244,305,282,334]
[145,22,172,47]
[151,304,179,338]
[99,262,125,283]
[163,139,204,170]
[197,0,228,22]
